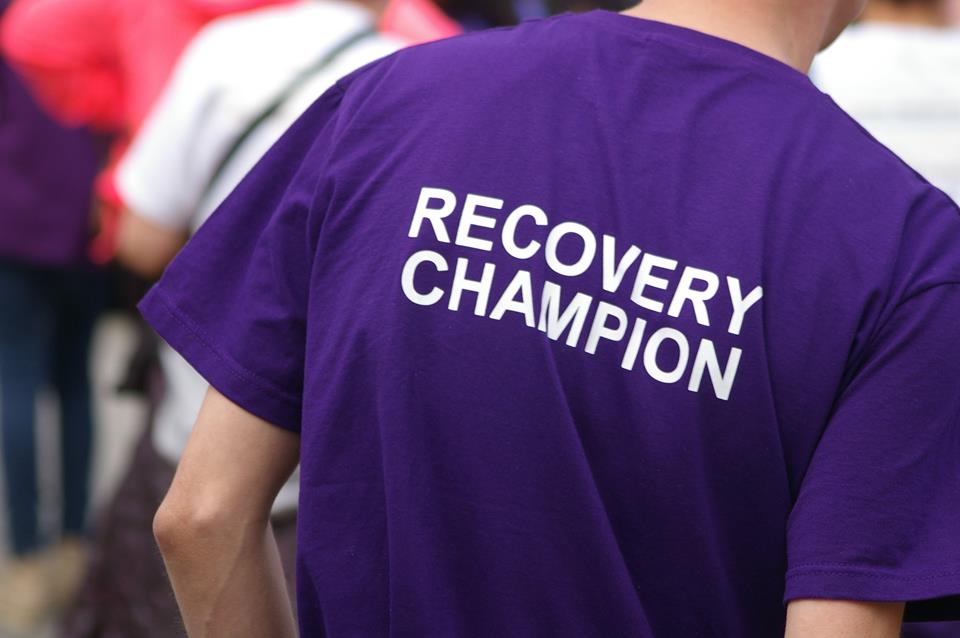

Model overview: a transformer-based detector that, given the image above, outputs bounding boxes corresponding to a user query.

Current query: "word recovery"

[399,187,763,401]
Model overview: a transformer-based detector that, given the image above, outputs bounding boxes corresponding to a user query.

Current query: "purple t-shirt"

[141,11,960,636]
[0,59,97,267]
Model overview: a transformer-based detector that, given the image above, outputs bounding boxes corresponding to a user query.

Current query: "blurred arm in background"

[859,0,954,26]
[115,212,187,280]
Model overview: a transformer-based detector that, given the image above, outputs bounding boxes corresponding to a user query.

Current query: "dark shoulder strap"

[204,27,377,198]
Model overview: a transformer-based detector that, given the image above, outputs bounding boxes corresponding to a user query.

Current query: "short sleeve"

[138,84,346,432]
[785,282,960,619]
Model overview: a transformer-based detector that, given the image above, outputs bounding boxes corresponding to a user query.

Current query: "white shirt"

[118,0,403,513]
[814,22,960,203]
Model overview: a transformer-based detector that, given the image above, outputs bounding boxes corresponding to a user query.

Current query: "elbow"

[153,500,181,556]
[153,498,195,557]
[153,490,267,559]
[153,496,232,558]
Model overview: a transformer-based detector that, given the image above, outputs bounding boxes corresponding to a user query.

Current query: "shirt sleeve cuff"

[785,564,960,621]
[139,286,302,433]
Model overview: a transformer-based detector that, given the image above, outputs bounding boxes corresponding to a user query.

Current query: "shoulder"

[803,93,960,301]
[812,88,955,213]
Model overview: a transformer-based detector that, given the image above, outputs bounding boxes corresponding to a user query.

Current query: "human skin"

[153,388,300,638]
[622,0,867,72]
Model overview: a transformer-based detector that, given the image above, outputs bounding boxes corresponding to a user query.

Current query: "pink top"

[0,0,293,131]
[1,0,458,261]
[381,0,461,44]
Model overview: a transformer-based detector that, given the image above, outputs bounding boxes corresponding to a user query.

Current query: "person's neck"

[859,1,949,28]
[620,0,834,73]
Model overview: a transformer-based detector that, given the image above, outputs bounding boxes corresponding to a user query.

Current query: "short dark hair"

[546,0,634,11]
[437,0,518,26]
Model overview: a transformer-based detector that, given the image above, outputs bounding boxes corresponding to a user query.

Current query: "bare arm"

[785,599,904,638]
[153,387,300,638]
[116,208,188,279]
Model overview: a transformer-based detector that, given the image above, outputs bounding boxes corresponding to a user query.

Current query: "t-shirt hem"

[785,564,960,613]
[138,286,302,433]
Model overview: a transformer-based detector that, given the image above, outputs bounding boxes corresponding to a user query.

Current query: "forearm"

[115,208,188,278]
[155,510,296,638]
[154,388,301,637]
[784,599,904,638]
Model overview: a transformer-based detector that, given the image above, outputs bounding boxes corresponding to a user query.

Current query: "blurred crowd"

[0,0,957,636]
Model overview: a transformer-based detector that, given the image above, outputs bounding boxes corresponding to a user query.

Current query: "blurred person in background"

[814,0,960,203]
[59,2,462,636]
[1,0,297,459]
[141,0,960,636]
[381,0,462,41]
[0,0,294,263]
[0,50,100,633]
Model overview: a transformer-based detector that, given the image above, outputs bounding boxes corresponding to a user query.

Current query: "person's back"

[142,7,960,637]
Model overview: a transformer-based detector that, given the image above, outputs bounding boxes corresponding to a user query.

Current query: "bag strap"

[204,27,377,197]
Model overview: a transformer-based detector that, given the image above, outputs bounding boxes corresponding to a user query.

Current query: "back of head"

[546,0,634,12]
[433,0,518,26]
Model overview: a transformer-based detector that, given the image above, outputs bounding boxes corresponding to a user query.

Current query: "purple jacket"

[0,57,97,267]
